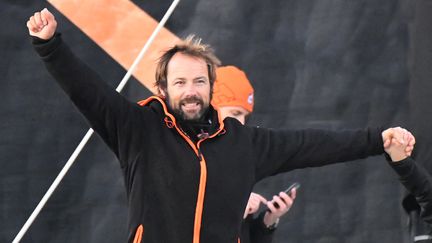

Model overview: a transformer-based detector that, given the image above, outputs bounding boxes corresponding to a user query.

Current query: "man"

[213,65,296,243]
[27,9,415,243]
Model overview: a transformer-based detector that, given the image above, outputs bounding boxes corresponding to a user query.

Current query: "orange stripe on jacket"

[137,96,225,243]
[133,225,143,243]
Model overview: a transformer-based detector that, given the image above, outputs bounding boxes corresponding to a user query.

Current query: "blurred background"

[2,0,432,242]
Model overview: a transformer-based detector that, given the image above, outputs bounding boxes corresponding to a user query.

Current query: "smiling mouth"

[182,102,201,111]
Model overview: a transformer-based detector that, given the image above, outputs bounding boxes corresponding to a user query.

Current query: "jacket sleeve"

[251,127,384,180]
[32,33,147,167]
[389,157,432,225]
[249,212,276,243]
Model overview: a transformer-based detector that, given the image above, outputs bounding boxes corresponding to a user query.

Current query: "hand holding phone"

[272,182,300,209]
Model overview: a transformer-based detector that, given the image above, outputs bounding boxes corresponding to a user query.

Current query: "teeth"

[183,103,199,107]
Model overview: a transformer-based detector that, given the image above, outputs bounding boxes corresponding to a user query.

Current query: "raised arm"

[27,8,57,40]
[26,9,146,164]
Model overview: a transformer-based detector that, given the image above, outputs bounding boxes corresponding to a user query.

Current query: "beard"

[166,94,209,121]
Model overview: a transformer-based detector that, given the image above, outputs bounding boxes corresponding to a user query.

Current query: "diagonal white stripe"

[415,235,432,241]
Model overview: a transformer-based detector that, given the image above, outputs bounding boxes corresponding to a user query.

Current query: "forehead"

[167,53,208,80]
[219,106,250,115]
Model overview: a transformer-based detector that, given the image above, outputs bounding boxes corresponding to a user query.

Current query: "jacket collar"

[137,96,226,140]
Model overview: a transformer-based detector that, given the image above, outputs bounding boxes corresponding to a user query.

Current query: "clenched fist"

[382,127,415,156]
[26,8,57,40]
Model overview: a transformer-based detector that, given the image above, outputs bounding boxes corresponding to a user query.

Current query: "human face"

[218,106,250,125]
[162,53,211,121]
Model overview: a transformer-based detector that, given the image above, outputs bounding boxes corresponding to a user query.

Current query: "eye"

[231,110,242,116]
[194,76,208,83]
[174,80,185,85]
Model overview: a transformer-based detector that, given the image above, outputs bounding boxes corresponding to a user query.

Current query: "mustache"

[180,96,204,106]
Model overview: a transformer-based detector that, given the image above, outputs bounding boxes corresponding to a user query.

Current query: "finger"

[278,193,293,207]
[254,193,268,204]
[250,197,265,207]
[250,197,258,204]
[393,127,405,144]
[40,8,48,26]
[34,12,44,29]
[41,8,54,25]
[26,19,39,33]
[402,131,409,144]
[409,134,416,147]
[382,128,392,142]
[290,188,297,199]
[29,16,37,28]
[394,132,405,145]
[273,196,286,209]
[383,139,391,148]
[391,138,400,145]
[251,201,259,209]
[246,206,252,213]
[266,201,277,213]
[398,128,406,144]
[243,208,249,219]
[29,16,41,33]
[405,147,413,157]
[279,192,290,201]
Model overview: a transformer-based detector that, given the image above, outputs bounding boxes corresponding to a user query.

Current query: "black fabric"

[1,1,423,243]
[31,34,385,243]
[389,158,432,225]
[172,105,219,143]
[241,212,276,243]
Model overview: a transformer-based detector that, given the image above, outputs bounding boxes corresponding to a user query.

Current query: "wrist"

[263,212,280,229]
[265,217,279,230]
[387,151,408,162]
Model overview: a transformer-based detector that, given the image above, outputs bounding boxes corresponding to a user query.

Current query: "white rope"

[13,1,180,242]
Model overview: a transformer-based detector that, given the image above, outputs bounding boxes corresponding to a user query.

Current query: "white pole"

[12,0,180,242]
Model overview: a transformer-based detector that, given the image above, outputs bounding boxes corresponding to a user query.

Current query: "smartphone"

[272,182,300,209]
[283,182,300,196]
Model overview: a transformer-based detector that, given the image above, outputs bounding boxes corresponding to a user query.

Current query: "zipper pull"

[197,129,209,140]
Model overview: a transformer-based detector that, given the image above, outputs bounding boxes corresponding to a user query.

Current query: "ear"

[159,86,167,98]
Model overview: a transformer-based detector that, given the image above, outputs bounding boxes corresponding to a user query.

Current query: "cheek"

[238,116,246,125]
[198,87,211,101]
[167,88,182,103]
[220,110,229,119]
[233,114,246,125]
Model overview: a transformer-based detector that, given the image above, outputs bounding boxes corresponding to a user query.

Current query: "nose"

[184,82,199,97]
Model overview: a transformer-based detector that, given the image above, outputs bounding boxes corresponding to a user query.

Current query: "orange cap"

[212,66,254,112]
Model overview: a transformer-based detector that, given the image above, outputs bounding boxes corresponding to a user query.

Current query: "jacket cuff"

[369,127,385,155]
[256,211,277,234]
[31,32,62,59]
[388,157,414,178]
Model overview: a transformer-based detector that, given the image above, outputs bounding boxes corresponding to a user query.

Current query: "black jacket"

[33,34,385,243]
[389,157,432,225]
[241,212,276,243]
